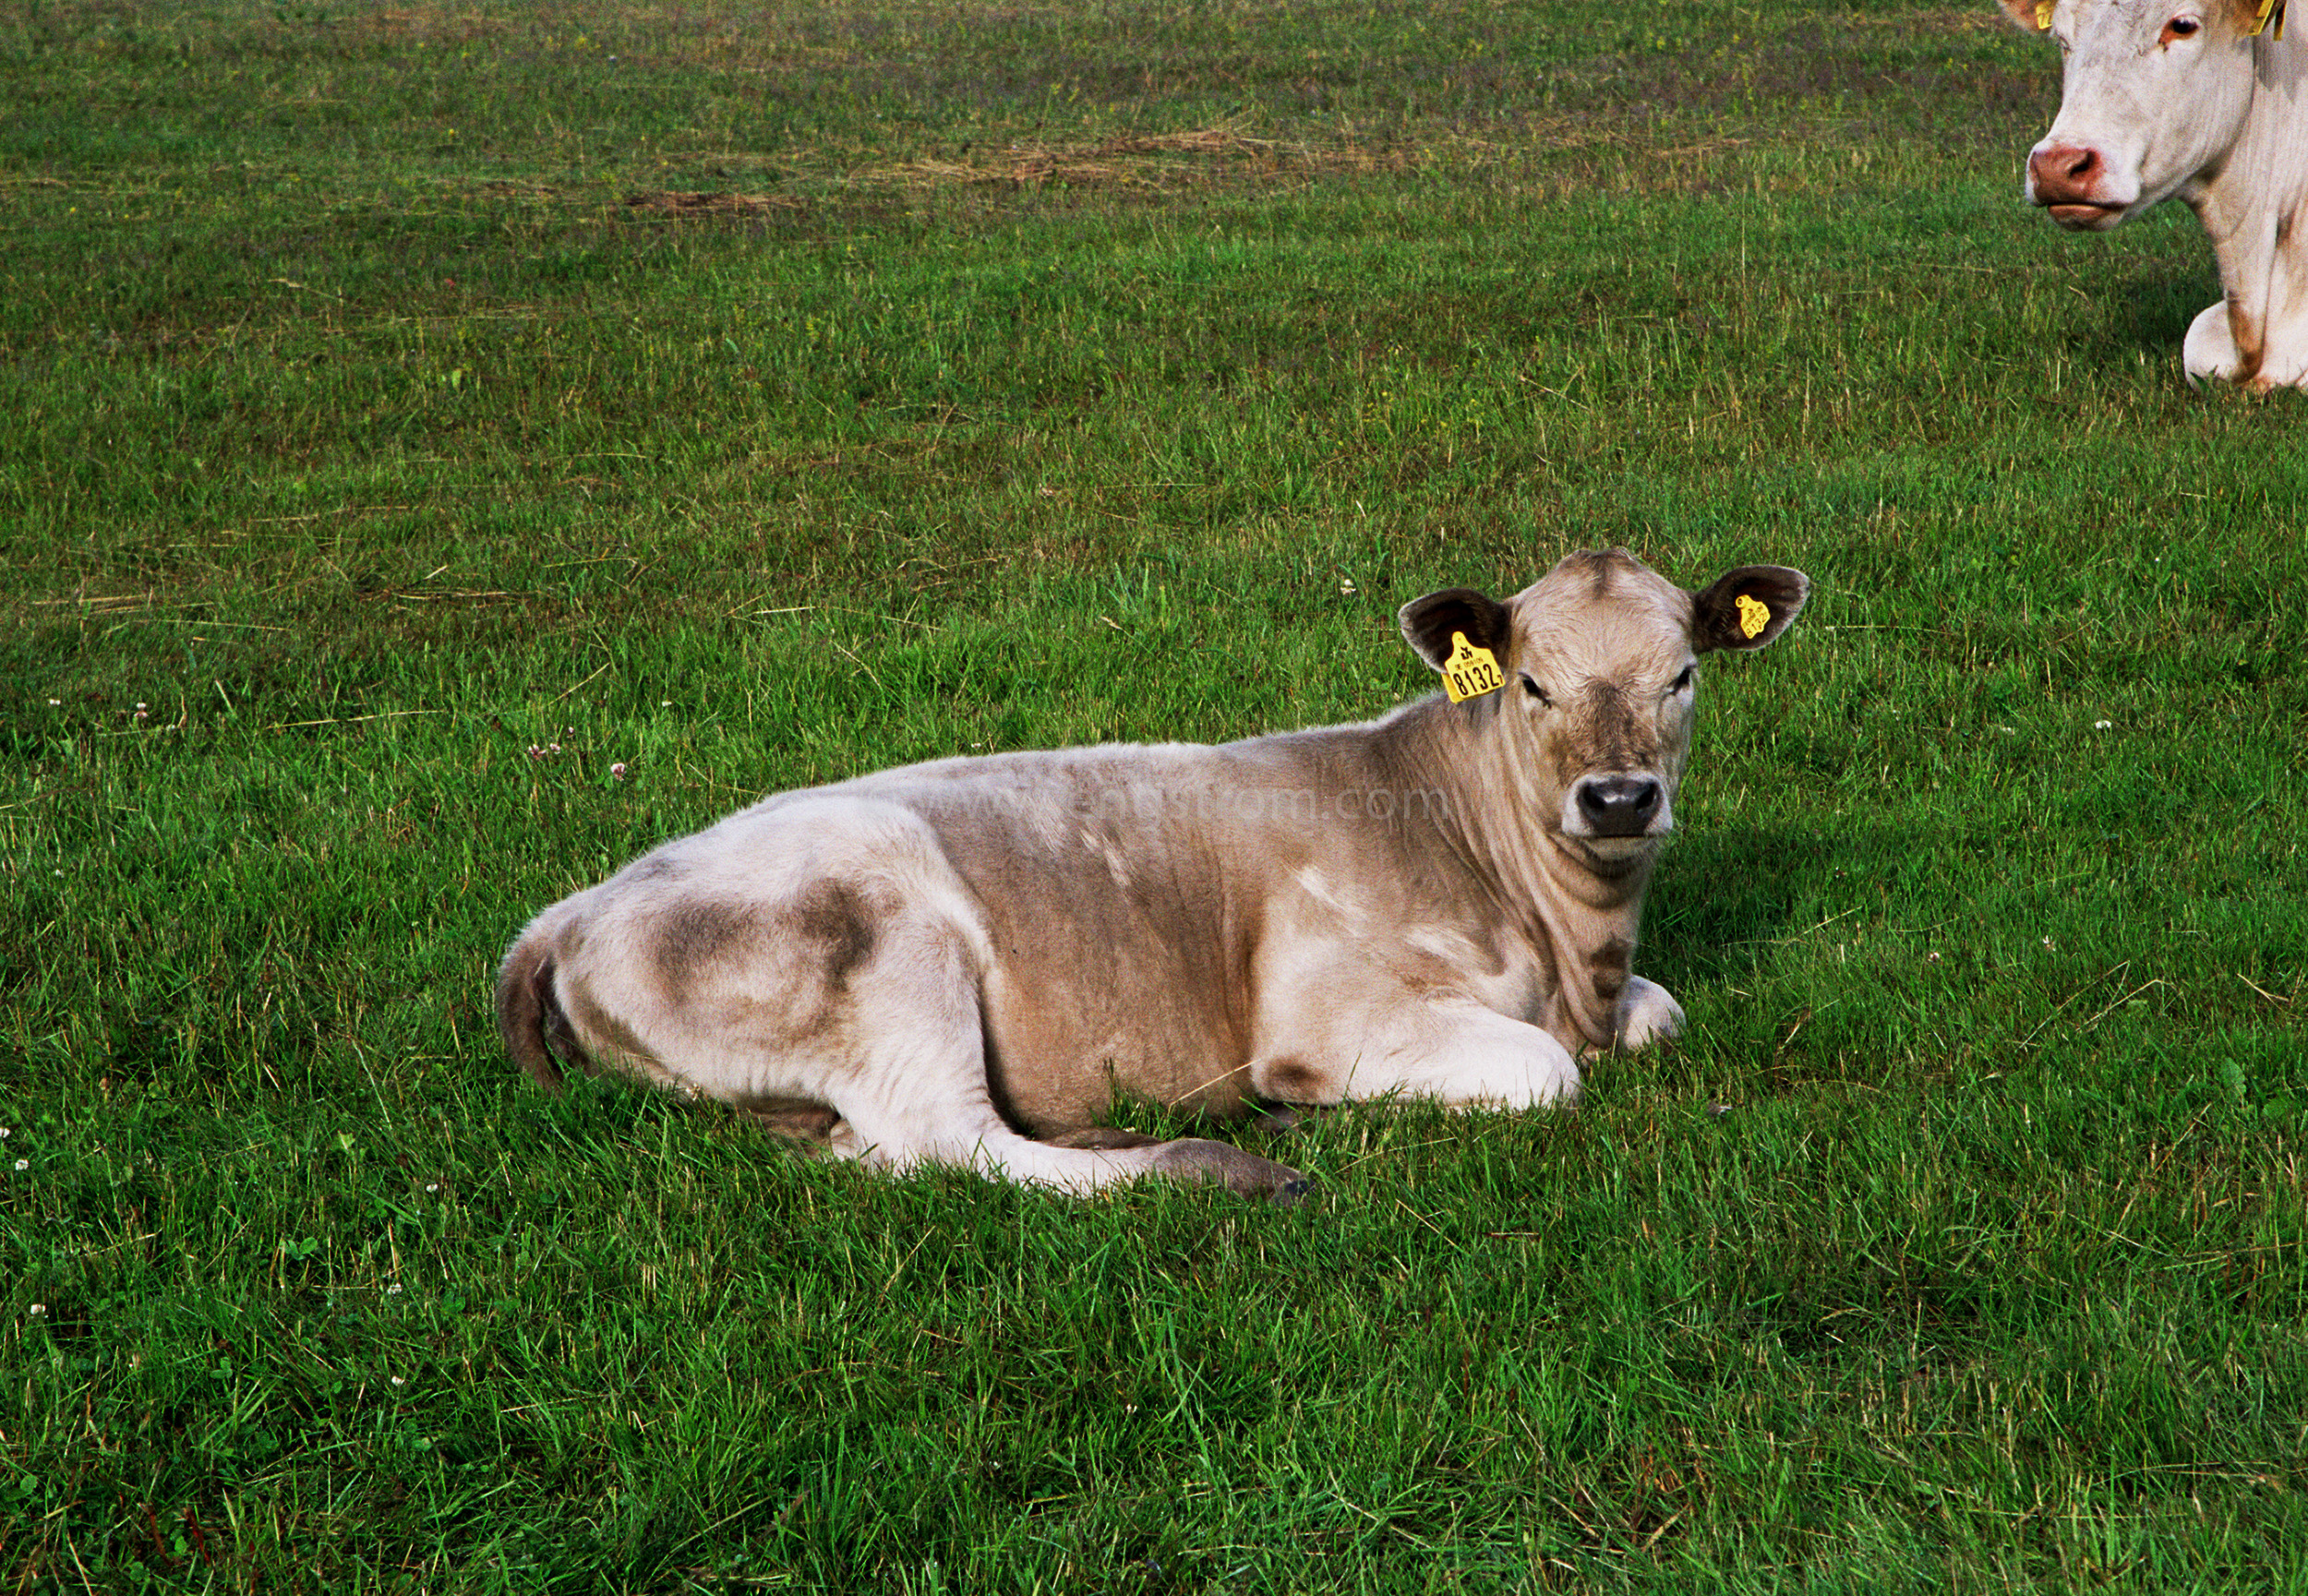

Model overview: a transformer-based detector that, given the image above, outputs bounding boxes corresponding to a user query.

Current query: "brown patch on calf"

[1585,936,1633,1003]
[789,880,878,990]
[2227,290,2266,387]
[651,884,877,1014]
[652,899,765,1001]
[733,1099,844,1142]
[1256,1054,1329,1103]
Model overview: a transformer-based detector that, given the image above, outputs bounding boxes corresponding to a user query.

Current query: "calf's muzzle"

[1573,774,1665,837]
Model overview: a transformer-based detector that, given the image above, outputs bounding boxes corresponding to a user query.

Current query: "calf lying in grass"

[498,548,1808,1199]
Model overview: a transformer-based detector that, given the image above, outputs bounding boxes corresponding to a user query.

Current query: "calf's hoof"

[1149,1137,1312,1203]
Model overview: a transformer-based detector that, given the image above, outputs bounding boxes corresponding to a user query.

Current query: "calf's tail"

[494,929,567,1092]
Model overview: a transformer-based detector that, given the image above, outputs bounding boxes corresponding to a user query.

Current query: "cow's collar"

[2033,0,2286,37]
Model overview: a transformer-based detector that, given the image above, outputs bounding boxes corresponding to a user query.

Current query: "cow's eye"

[2163,14,2200,37]
[1670,665,1695,694]
[1521,676,1551,705]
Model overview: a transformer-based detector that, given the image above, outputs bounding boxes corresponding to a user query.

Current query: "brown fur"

[652,899,767,1002]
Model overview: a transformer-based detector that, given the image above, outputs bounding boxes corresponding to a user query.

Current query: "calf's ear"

[1399,587,1513,671]
[1992,0,2052,31]
[1690,566,1809,654]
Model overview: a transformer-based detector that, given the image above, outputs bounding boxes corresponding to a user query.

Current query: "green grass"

[3,0,2304,1588]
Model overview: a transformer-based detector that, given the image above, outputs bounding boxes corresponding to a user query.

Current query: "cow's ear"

[1690,566,1809,654]
[1399,587,1513,671]
[1993,0,2052,31]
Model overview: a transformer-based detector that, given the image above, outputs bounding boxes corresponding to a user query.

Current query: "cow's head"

[1400,550,1808,865]
[1998,0,2278,229]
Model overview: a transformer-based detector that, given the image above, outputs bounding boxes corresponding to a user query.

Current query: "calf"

[2001,0,2308,389]
[497,549,1809,1199]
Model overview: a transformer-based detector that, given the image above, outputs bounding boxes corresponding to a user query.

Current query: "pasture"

[2,0,2303,1587]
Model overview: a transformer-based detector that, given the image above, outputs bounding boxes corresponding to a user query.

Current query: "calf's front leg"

[1252,1001,1581,1111]
[1613,975,1684,1051]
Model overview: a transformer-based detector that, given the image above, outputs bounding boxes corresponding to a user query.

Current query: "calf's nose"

[1575,774,1663,837]
[2027,142,2103,206]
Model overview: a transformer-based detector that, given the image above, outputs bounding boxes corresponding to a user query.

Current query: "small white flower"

[12,1159,24,1171]
[2093,720,2111,730]
[390,1375,406,1386]
[134,702,147,711]
[45,698,59,706]
[1338,578,1357,595]
[0,1127,10,1138]
[609,762,628,780]
[426,1182,440,1193]
[659,701,671,707]
[2041,937,2055,948]
[27,1303,43,1317]
[386,1282,403,1295]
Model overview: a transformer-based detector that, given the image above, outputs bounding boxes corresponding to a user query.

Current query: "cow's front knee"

[1615,977,1684,1051]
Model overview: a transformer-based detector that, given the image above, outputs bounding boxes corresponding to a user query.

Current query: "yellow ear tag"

[1441,630,1505,703]
[1736,594,1772,640]
[2034,0,2054,29]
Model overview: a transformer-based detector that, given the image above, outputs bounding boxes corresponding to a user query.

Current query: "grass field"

[3,0,2305,1588]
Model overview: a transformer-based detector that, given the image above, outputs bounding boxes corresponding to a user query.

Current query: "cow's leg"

[2183,303,2243,387]
[1613,976,1684,1051]
[1253,1001,1580,1110]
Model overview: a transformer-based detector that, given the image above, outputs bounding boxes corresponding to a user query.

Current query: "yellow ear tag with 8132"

[1441,630,1505,703]
[1736,594,1772,640]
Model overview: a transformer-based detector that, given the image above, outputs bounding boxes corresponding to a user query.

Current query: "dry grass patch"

[623,188,807,217]
[856,127,1416,193]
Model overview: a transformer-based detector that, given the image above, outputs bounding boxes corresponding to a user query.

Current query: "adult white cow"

[2001,0,2307,388]
[496,549,1809,1201]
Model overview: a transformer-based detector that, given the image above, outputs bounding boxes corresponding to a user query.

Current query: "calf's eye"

[2163,15,2200,37]
[1521,677,1551,705]
[1670,666,1695,694]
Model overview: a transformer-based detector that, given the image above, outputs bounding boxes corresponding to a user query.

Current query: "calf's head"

[1997,0,2275,229]
[1400,550,1808,862]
